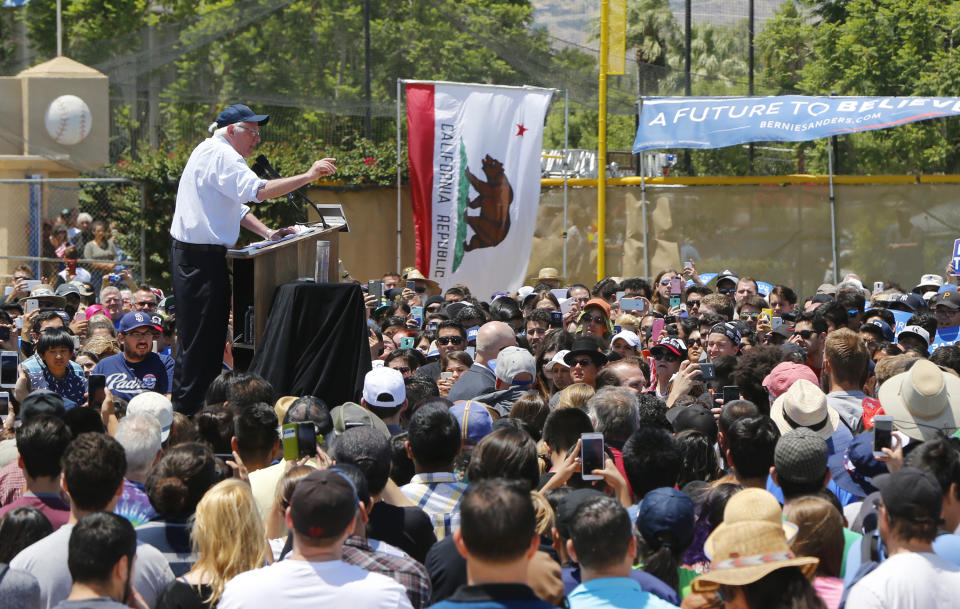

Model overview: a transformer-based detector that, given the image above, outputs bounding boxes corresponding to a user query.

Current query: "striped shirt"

[400,472,467,540]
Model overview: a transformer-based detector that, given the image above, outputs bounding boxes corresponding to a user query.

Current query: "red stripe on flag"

[406,83,435,276]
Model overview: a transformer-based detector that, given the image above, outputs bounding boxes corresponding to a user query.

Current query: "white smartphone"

[580,432,604,481]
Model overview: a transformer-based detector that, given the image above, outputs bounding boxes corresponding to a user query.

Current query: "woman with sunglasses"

[576,298,613,339]
[650,337,688,399]
[652,269,680,309]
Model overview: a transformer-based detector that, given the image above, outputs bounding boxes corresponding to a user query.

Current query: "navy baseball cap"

[860,319,895,342]
[637,487,695,550]
[118,311,162,334]
[215,104,270,128]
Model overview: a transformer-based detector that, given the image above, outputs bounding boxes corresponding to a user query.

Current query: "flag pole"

[562,88,569,280]
[396,78,403,274]
[597,0,609,281]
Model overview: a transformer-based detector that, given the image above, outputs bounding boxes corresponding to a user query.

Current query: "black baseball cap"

[215,104,270,128]
[555,488,605,539]
[21,390,66,424]
[289,469,358,540]
[873,467,942,523]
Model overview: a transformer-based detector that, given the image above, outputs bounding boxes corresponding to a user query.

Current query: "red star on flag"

[516,123,528,136]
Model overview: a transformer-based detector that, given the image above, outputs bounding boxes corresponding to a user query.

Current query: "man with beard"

[92,312,174,402]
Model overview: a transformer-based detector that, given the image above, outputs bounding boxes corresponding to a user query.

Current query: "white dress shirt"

[170,134,266,246]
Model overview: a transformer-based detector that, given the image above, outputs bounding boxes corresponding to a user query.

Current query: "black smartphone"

[699,362,715,381]
[88,374,106,408]
[0,392,8,416]
[368,280,383,301]
[0,326,9,341]
[406,280,416,291]
[580,432,604,481]
[282,422,318,460]
[722,385,740,404]
[873,415,893,457]
[549,311,562,328]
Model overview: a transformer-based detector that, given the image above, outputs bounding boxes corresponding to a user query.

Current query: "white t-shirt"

[10,524,174,609]
[218,558,412,609]
[846,551,960,609]
[169,135,265,246]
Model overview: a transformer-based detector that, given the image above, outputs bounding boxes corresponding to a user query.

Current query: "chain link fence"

[0,177,145,296]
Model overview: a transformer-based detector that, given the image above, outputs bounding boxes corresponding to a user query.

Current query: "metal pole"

[363,0,372,139]
[828,138,839,284]
[140,182,147,284]
[641,153,649,280]
[683,0,692,172]
[597,0,609,281]
[562,88,569,280]
[56,0,62,56]
[396,79,403,274]
[748,0,755,172]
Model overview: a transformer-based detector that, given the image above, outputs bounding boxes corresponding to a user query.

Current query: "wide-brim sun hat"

[691,521,819,592]
[877,358,960,441]
[704,488,798,560]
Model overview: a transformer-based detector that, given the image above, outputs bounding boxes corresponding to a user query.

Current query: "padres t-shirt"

[92,352,174,402]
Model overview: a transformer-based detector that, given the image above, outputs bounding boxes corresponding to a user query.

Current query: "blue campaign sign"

[950,239,960,276]
[889,310,914,337]
[634,96,960,152]
[698,273,718,285]
[932,326,960,350]
[756,281,773,297]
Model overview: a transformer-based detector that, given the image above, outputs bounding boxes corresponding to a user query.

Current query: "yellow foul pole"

[597,0,609,282]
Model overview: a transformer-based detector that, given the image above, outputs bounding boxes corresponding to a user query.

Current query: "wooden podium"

[227,219,346,369]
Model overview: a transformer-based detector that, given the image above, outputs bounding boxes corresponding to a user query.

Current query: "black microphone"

[252,154,329,229]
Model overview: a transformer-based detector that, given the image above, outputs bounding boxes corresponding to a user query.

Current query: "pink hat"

[762,362,819,399]
[84,304,105,320]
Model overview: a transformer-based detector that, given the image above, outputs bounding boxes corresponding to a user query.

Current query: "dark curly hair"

[731,345,785,414]
[146,442,219,518]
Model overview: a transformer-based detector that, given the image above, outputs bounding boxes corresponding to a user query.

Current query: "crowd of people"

[2,260,960,609]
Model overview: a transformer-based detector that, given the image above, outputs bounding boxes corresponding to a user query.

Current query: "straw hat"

[537,267,563,282]
[691,521,819,592]
[769,379,840,441]
[401,267,439,290]
[877,359,960,441]
[704,488,797,559]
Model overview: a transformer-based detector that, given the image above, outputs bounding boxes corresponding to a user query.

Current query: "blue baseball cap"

[860,319,895,342]
[637,487,695,550]
[118,311,162,334]
[215,104,270,128]
[450,400,494,446]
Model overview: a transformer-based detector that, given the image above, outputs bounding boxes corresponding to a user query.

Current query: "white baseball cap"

[127,392,174,442]
[610,330,641,348]
[362,367,406,408]
[543,349,571,372]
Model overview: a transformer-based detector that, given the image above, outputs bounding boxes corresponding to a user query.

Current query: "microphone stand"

[251,154,329,229]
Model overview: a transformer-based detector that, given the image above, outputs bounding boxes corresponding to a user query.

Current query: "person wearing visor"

[650,337,687,399]
[170,103,337,416]
[576,298,613,339]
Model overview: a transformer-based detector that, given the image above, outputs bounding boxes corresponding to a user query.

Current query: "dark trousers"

[170,241,230,416]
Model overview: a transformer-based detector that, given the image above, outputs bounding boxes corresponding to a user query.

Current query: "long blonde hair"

[191,479,266,605]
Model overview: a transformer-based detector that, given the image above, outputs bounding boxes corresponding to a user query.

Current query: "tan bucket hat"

[704,488,797,560]
[769,378,840,441]
[877,359,960,441]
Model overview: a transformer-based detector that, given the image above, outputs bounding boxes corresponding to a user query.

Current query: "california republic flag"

[406,81,553,299]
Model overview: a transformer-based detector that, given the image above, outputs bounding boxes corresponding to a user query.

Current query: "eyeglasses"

[739,311,760,319]
[793,330,816,339]
[718,287,736,295]
[653,353,679,362]
[413,286,426,294]
[686,300,701,308]
[391,366,411,375]
[235,124,260,138]
[660,279,672,286]
[570,358,595,368]
[426,305,442,313]
[688,338,702,346]
[847,309,860,317]
[437,335,464,345]
[936,307,960,315]
[581,314,605,324]
[125,331,156,339]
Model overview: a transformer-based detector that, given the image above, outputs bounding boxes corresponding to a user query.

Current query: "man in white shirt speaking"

[169,104,336,415]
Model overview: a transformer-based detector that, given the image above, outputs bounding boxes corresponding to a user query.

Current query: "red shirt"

[0,492,70,530]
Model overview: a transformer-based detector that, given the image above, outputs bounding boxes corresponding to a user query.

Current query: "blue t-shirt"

[92,352,174,402]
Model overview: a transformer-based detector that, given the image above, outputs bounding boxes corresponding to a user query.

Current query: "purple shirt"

[115,478,156,527]
[0,492,70,530]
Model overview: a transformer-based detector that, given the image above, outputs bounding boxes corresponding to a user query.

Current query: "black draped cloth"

[250,281,371,406]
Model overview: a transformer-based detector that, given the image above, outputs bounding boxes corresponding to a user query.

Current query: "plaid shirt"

[342,536,431,608]
[401,472,467,540]
[0,460,25,507]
